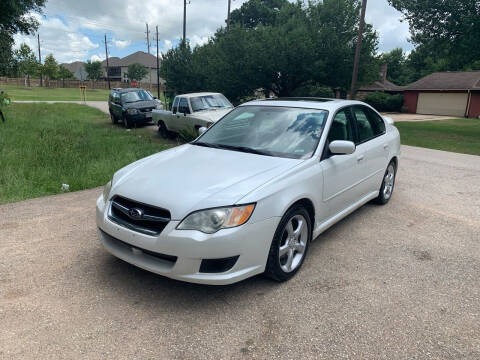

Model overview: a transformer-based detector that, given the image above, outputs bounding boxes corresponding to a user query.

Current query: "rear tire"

[264,205,312,282]
[158,121,168,138]
[374,160,397,205]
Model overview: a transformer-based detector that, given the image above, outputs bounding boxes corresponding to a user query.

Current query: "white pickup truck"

[152,92,234,138]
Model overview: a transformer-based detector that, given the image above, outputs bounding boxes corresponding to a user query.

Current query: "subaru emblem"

[128,207,143,219]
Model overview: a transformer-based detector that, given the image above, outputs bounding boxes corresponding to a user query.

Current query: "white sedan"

[96,98,400,285]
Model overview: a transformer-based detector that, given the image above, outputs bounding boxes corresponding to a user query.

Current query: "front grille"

[108,196,170,236]
[101,229,177,264]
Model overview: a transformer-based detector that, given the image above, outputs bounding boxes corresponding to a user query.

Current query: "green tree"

[0,0,46,76]
[126,63,149,82]
[85,60,103,81]
[161,0,379,103]
[42,53,58,80]
[229,0,290,28]
[388,0,480,71]
[58,65,74,87]
[380,48,414,85]
[14,43,38,85]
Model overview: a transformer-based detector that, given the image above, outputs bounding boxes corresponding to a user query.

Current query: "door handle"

[357,155,364,162]
[383,143,389,150]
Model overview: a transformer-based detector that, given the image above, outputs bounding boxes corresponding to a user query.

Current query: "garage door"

[417,93,468,117]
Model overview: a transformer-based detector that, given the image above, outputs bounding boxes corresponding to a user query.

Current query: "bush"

[291,85,334,98]
[363,92,404,112]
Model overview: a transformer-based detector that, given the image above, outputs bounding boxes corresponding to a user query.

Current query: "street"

[0,145,479,359]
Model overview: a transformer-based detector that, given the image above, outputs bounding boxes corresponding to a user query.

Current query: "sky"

[13,0,413,64]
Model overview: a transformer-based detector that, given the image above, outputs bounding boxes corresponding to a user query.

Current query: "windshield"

[194,106,328,159]
[121,90,153,103]
[190,94,233,112]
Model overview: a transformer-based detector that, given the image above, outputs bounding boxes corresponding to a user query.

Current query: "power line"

[156,25,161,99]
[104,34,111,89]
[146,23,150,54]
[37,34,43,87]
[349,0,367,100]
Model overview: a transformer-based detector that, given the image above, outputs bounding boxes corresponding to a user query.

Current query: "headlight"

[102,180,112,203]
[177,204,255,234]
[155,104,163,110]
[127,108,139,114]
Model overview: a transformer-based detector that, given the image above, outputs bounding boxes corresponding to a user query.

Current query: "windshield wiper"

[193,141,222,149]
[224,145,273,156]
[194,142,272,156]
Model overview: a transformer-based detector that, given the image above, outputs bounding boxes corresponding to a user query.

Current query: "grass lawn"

[396,118,480,156]
[1,84,110,101]
[0,103,176,204]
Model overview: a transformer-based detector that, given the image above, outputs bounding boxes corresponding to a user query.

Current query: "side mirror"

[198,127,207,135]
[153,96,158,99]
[329,140,355,155]
[183,112,188,117]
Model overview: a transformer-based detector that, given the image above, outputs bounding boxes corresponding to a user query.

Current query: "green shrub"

[363,92,404,112]
[292,85,334,98]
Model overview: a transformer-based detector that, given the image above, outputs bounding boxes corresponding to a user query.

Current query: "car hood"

[110,144,302,220]
[124,100,157,109]
[194,108,233,122]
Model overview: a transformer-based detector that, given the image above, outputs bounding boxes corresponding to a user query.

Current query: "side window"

[178,98,190,114]
[328,108,354,143]
[172,97,179,114]
[365,107,386,134]
[353,106,378,143]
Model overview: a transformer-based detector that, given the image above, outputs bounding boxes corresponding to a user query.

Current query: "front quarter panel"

[239,159,327,228]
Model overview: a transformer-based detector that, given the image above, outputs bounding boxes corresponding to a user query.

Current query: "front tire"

[123,114,131,129]
[265,205,312,282]
[374,160,397,205]
[110,112,118,124]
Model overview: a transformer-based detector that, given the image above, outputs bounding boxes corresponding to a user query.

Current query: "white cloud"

[90,54,105,62]
[13,0,412,63]
[14,14,99,63]
[112,39,131,49]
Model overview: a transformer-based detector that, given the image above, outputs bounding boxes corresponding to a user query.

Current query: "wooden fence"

[0,77,164,92]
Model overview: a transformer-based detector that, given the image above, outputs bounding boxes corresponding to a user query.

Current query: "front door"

[320,107,366,217]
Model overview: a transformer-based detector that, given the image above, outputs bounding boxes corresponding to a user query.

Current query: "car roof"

[239,97,367,112]
[177,92,222,98]
[111,88,147,93]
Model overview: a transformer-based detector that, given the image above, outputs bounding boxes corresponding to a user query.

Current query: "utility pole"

[146,23,150,54]
[348,0,367,100]
[37,33,42,87]
[104,34,111,89]
[183,0,187,42]
[226,0,232,30]
[156,25,160,99]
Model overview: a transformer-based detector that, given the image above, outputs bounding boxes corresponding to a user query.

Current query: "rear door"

[351,105,388,193]
[321,107,367,217]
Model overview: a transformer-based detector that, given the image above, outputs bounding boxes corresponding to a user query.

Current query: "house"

[402,71,480,118]
[357,64,404,99]
[101,51,161,84]
[61,61,88,81]
[61,51,163,85]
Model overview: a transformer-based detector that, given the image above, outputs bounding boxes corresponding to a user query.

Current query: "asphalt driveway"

[0,145,479,359]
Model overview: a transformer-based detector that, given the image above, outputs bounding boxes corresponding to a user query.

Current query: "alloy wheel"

[383,164,395,200]
[279,214,308,273]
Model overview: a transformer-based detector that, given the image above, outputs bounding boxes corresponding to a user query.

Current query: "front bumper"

[125,111,153,124]
[96,196,280,285]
